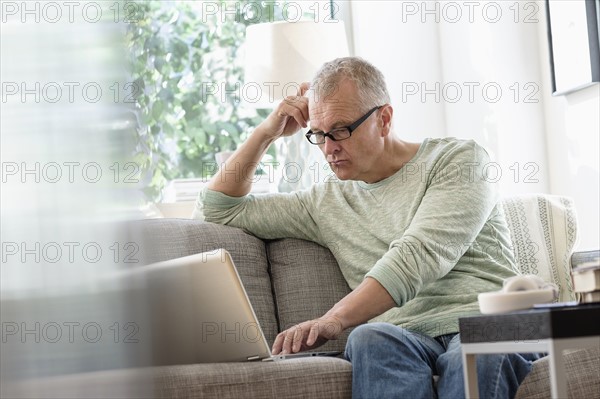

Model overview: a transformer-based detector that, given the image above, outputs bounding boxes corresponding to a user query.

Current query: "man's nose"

[321,136,341,155]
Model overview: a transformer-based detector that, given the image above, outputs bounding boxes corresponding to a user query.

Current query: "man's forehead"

[306,87,320,107]
[308,106,357,132]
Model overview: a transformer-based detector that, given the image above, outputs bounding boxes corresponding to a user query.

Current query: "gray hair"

[310,57,391,112]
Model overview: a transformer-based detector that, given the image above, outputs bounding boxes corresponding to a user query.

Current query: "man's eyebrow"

[331,119,352,128]
[310,119,352,132]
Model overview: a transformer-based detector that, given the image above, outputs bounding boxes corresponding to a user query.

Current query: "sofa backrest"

[137,219,280,346]
[501,194,578,302]
[265,239,353,353]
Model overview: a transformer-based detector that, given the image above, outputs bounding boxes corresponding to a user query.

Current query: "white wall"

[349,1,550,197]
[348,0,599,249]
[537,4,600,250]
[349,1,446,142]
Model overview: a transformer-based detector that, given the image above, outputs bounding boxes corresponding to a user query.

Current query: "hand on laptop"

[272,315,343,355]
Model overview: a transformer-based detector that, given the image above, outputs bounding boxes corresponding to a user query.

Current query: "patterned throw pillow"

[501,195,578,302]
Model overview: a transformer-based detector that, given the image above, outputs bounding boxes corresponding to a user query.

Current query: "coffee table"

[459,303,600,398]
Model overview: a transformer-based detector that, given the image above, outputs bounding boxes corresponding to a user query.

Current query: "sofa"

[4,194,599,398]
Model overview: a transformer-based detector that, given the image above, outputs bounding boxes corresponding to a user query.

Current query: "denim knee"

[345,323,398,358]
[345,323,442,399]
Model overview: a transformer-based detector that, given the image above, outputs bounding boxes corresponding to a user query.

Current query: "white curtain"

[349,0,550,196]
[1,2,149,393]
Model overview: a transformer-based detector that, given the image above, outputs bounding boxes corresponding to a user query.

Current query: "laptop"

[132,248,340,363]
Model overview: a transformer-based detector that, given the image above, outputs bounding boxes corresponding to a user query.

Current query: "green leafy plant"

[127,0,292,200]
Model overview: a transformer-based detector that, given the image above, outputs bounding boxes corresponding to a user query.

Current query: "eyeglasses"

[305,105,383,145]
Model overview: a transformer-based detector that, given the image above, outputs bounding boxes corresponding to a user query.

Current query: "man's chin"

[329,160,360,180]
[330,167,352,181]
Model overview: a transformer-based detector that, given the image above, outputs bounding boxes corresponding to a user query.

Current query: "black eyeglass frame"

[304,105,384,145]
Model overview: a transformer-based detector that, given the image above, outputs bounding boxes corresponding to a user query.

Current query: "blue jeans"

[345,322,543,399]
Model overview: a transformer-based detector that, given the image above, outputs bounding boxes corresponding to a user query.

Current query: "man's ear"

[379,105,393,137]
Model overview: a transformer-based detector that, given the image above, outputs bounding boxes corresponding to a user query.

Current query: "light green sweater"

[194,138,518,337]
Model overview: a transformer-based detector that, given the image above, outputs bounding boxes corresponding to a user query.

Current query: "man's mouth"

[329,160,347,167]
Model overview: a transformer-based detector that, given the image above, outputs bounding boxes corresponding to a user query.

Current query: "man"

[195,57,540,398]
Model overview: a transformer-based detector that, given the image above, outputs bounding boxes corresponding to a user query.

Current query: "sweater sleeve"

[193,186,321,242]
[365,141,500,306]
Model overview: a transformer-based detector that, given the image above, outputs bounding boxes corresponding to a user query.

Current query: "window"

[128,0,326,200]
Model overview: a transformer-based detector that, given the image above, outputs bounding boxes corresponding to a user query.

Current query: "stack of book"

[571,250,600,303]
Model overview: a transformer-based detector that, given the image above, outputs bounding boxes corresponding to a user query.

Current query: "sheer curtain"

[350,0,550,196]
[1,2,149,395]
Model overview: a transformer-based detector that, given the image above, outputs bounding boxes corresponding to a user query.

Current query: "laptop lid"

[133,249,272,364]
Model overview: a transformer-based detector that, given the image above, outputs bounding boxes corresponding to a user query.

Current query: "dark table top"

[458,303,600,343]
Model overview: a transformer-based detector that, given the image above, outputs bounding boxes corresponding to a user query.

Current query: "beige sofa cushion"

[4,357,352,399]
[153,357,351,398]
[266,238,353,353]
[516,348,600,399]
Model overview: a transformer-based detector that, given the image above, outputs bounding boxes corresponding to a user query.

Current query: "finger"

[299,81,310,96]
[282,328,296,354]
[272,332,285,354]
[288,108,306,129]
[283,95,308,107]
[283,96,309,124]
[292,325,303,353]
[307,321,319,346]
[279,104,307,129]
